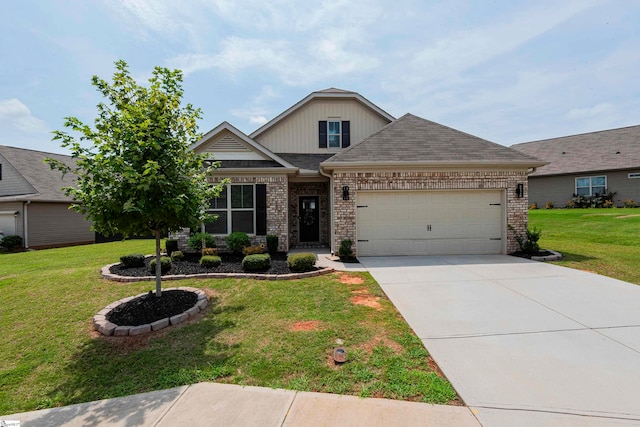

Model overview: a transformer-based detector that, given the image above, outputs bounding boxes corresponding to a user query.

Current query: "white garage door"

[356,191,504,256]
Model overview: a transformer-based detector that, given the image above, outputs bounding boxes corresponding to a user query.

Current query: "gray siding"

[27,202,94,248]
[529,170,640,207]
[0,153,36,197]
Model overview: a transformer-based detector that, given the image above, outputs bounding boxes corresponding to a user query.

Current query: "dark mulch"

[510,250,555,259]
[110,252,300,277]
[106,289,198,326]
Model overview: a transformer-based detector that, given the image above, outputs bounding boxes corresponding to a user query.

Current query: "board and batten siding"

[196,129,267,161]
[27,202,94,248]
[254,99,390,154]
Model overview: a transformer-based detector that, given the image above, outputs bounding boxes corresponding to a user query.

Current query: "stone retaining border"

[531,249,563,262]
[101,264,335,282]
[93,287,209,337]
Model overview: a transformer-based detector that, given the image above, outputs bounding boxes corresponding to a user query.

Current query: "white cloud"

[0,99,50,133]
[566,102,614,120]
[249,116,268,126]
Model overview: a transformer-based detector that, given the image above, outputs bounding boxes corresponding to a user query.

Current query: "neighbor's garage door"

[356,191,504,256]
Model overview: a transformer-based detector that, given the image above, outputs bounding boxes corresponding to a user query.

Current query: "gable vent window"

[319,120,350,149]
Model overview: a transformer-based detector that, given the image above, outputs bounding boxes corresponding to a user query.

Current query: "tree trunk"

[155,230,162,297]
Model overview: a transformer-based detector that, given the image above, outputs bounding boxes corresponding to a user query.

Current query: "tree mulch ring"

[109,252,302,277]
[106,289,198,326]
[509,250,555,259]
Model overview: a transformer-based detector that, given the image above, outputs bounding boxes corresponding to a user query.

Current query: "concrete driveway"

[359,255,640,426]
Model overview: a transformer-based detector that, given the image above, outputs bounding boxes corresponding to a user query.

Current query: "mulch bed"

[509,250,555,259]
[110,252,299,277]
[106,289,198,326]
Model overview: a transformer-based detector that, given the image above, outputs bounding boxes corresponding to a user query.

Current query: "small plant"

[227,231,251,254]
[149,256,172,274]
[566,199,575,208]
[509,225,542,255]
[242,244,266,256]
[170,250,184,261]
[338,239,354,259]
[0,235,23,251]
[545,201,554,209]
[287,253,317,272]
[202,247,218,256]
[200,255,221,268]
[266,234,279,254]
[188,232,216,251]
[120,253,145,268]
[528,202,538,210]
[242,253,271,271]
[623,198,636,208]
[604,200,614,208]
[165,239,179,257]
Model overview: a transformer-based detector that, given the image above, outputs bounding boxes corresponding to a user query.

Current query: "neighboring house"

[177,88,543,256]
[511,125,640,208]
[0,145,94,249]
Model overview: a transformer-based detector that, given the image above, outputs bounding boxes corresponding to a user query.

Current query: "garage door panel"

[357,191,503,256]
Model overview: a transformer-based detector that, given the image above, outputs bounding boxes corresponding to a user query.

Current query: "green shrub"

[165,239,179,256]
[120,253,145,268]
[170,250,184,261]
[188,232,216,251]
[242,245,265,255]
[242,254,271,271]
[200,255,221,268]
[149,256,172,274]
[0,235,23,251]
[227,231,251,254]
[509,225,542,255]
[338,239,354,259]
[287,253,317,272]
[266,234,279,253]
[545,201,554,209]
[202,247,218,256]
[568,191,617,208]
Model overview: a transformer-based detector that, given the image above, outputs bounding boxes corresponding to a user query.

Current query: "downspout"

[23,200,31,249]
[319,166,335,255]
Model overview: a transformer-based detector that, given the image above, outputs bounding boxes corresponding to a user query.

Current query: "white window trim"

[208,183,256,235]
[628,172,640,179]
[575,175,607,196]
[327,119,341,149]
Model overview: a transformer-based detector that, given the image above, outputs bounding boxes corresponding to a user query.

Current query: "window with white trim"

[328,120,341,148]
[628,172,640,179]
[206,184,255,235]
[575,176,606,196]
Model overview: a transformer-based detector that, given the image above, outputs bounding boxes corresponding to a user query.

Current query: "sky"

[1,0,639,155]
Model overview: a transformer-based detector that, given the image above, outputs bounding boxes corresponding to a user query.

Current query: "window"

[206,184,267,235]
[319,120,350,149]
[575,176,606,196]
[328,121,341,148]
[628,172,640,179]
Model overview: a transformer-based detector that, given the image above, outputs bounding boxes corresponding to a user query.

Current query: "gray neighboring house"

[0,145,94,249]
[511,125,640,208]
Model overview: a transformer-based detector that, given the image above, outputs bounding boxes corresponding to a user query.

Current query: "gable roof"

[249,88,395,139]
[0,145,76,202]
[511,125,640,176]
[322,113,544,168]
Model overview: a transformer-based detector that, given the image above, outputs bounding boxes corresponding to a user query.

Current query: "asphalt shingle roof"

[511,125,640,176]
[323,113,542,166]
[0,145,76,202]
[276,153,335,172]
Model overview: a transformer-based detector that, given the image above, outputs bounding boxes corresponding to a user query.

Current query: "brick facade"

[288,182,330,246]
[331,169,529,255]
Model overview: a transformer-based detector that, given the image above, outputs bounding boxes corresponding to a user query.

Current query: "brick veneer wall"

[331,170,529,255]
[169,175,289,252]
[288,182,330,246]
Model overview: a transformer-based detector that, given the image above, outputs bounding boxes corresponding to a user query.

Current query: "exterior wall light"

[342,186,350,200]
[515,183,524,198]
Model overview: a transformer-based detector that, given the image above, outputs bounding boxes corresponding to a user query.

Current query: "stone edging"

[101,264,335,282]
[93,287,208,337]
[531,249,563,262]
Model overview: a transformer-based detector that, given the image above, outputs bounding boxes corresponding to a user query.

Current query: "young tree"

[47,60,224,296]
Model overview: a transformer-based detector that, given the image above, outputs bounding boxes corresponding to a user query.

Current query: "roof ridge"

[513,124,640,146]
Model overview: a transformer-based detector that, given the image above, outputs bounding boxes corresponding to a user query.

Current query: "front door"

[299,196,320,242]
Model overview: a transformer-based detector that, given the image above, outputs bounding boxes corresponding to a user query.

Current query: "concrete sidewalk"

[2,382,480,427]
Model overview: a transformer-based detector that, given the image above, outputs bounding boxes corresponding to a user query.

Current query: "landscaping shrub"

[338,239,354,259]
[568,191,617,208]
[287,253,317,272]
[242,245,266,255]
[170,250,184,261]
[200,255,221,268]
[165,239,179,257]
[266,234,279,254]
[509,225,542,255]
[227,231,251,254]
[528,202,538,210]
[545,201,554,209]
[242,254,271,271]
[202,247,218,256]
[0,234,23,251]
[623,198,637,208]
[149,256,172,274]
[188,232,216,251]
[120,253,145,268]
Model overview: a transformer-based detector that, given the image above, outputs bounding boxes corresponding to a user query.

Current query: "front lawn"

[529,208,640,285]
[0,241,457,416]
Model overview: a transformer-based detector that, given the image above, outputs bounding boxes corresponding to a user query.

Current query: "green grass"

[0,241,457,415]
[529,208,640,284]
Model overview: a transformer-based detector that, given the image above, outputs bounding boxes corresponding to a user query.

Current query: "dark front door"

[299,196,320,242]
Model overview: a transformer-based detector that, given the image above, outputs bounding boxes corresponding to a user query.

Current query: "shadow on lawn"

[554,251,597,263]
[31,298,243,427]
